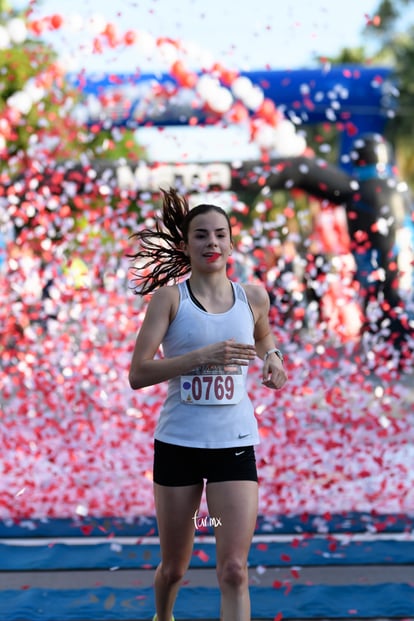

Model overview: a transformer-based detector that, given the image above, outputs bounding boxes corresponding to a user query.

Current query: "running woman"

[128,187,287,621]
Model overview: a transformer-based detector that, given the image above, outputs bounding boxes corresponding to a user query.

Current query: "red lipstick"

[206,253,221,263]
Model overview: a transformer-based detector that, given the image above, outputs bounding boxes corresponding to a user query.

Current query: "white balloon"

[24,80,45,104]
[289,134,307,156]
[0,25,10,49]
[231,76,253,100]
[274,118,296,141]
[243,85,264,111]
[196,74,219,100]
[272,131,307,157]
[7,18,27,44]
[254,123,277,150]
[7,91,32,115]
[157,42,179,67]
[206,86,233,113]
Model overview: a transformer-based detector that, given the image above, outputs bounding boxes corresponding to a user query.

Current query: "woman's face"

[183,210,233,271]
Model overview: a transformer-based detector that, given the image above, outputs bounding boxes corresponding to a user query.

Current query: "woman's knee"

[217,558,248,590]
[157,561,188,586]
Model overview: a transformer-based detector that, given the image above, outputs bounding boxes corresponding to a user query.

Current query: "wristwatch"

[264,348,284,363]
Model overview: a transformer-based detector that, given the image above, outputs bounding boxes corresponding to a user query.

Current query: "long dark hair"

[128,187,232,295]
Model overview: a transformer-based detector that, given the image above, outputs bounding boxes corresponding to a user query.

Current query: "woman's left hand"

[262,357,288,390]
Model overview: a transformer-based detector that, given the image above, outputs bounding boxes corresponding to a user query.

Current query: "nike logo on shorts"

[235,451,245,456]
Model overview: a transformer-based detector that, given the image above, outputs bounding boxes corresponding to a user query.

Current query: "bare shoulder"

[242,283,270,308]
[147,284,180,321]
[150,284,179,303]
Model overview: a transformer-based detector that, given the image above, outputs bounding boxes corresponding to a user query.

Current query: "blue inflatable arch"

[69,65,397,167]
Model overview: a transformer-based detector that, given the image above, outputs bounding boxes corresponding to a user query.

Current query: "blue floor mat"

[1,538,414,571]
[0,584,413,620]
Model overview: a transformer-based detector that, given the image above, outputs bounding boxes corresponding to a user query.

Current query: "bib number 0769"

[180,373,244,405]
[192,375,234,401]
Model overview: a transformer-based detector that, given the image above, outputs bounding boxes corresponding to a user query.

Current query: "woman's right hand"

[202,339,256,366]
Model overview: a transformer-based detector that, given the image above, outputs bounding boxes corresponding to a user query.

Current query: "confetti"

[0,7,413,527]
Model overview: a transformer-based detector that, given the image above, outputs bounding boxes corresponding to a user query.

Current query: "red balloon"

[256,98,279,125]
[227,101,249,124]
[103,23,117,47]
[219,68,239,87]
[50,14,63,30]
[28,19,44,35]
[124,30,136,46]
[210,62,237,84]
[170,61,197,88]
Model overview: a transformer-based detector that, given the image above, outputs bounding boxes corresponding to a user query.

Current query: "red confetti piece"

[193,549,209,563]
[80,525,93,536]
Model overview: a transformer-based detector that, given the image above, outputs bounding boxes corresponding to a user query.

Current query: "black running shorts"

[153,439,258,486]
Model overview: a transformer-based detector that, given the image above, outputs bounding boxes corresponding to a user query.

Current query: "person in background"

[128,187,287,621]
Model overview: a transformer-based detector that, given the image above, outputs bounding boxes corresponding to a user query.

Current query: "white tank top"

[154,280,260,448]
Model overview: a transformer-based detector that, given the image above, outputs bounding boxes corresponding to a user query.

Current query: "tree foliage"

[323,0,414,188]
[0,3,146,175]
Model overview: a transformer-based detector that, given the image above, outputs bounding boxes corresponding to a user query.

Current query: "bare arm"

[129,286,256,390]
[244,283,288,390]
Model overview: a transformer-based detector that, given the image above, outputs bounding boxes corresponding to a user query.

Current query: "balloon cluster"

[0,16,27,47]
[24,11,307,157]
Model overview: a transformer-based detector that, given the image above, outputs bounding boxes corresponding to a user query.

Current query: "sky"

[23,0,386,161]
[28,0,382,73]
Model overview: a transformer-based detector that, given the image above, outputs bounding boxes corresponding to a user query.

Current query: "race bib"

[180,365,244,405]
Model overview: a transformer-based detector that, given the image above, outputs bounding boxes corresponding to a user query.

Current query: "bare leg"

[206,480,258,621]
[153,482,204,621]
